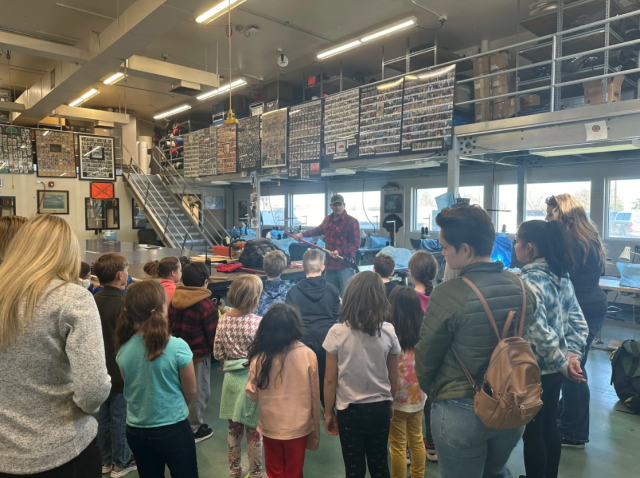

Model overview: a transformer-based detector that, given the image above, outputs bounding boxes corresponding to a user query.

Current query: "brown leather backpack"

[452,276,543,430]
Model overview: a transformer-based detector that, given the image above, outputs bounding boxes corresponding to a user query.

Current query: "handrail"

[122,143,206,250]
[152,146,229,246]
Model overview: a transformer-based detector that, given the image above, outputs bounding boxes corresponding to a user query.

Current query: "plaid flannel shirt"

[168,299,218,361]
[303,213,360,270]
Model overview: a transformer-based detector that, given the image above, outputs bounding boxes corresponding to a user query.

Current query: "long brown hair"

[115,280,169,361]
[0,215,80,349]
[340,271,389,336]
[407,250,438,295]
[546,194,606,266]
[389,286,423,351]
[143,256,180,279]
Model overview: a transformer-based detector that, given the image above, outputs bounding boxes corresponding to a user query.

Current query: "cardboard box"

[475,101,492,122]
[492,97,525,120]
[491,72,516,89]
[492,83,515,96]
[583,76,625,105]
[474,78,492,99]
[473,56,491,76]
[521,93,541,108]
[490,51,515,72]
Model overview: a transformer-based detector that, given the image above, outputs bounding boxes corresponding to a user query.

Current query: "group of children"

[89,244,438,478]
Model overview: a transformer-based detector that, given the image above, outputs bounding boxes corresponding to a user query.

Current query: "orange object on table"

[212,246,233,257]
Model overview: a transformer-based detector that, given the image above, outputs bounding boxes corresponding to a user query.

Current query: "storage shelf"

[384,47,472,74]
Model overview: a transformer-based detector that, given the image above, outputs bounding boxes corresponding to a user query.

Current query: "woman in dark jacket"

[415,204,536,478]
[546,194,608,448]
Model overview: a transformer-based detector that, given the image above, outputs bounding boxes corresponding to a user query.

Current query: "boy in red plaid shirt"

[168,261,218,443]
[294,194,360,295]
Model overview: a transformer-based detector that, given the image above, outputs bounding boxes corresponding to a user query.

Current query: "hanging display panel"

[35,130,76,178]
[182,132,199,178]
[323,88,359,161]
[0,126,33,174]
[288,99,322,179]
[79,135,115,181]
[402,64,456,152]
[359,77,404,156]
[261,108,288,169]
[199,126,217,176]
[217,123,237,174]
[238,116,261,171]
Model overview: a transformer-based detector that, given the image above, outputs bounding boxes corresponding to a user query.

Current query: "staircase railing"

[122,144,212,251]
[152,145,229,246]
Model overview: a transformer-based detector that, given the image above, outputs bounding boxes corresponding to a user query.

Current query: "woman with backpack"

[415,204,536,478]
[515,220,589,478]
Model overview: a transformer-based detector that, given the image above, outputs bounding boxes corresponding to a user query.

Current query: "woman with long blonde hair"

[0,215,111,477]
[0,215,28,262]
[545,194,607,449]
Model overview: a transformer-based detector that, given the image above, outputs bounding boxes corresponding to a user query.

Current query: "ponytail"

[518,220,574,277]
[143,260,159,277]
[114,280,169,361]
[144,256,180,279]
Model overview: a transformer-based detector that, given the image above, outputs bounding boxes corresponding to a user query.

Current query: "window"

[260,195,285,226]
[608,179,640,238]
[337,191,381,230]
[526,181,591,222]
[85,198,120,230]
[496,184,518,233]
[292,193,326,227]
[414,186,484,231]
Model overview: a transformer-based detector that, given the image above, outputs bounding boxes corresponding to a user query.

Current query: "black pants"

[337,401,391,478]
[303,339,326,407]
[126,418,199,478]
[423,398,434,447]
[523,372,565,478]
[0,438,101,478]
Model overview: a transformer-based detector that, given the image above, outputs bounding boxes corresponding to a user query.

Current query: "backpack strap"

[516,276,527,338]
[460,276,500,340]
[452,348,479,391]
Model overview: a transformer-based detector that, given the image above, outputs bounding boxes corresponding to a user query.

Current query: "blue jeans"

[325,268,355,296]
[97,393,132,468]
[126,418,198,478]
[431,398,524,478]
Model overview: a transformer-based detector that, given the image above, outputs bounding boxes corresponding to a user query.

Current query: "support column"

[517,164,527,226]
[447,140,459,197]
[250,171,261,238]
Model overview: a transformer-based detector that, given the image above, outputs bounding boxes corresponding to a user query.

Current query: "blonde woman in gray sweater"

[0,215,111,477]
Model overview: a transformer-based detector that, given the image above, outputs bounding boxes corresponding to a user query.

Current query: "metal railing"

[152,146,229,247]
[122,143,209,251]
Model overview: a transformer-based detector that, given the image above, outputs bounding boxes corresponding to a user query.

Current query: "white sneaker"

[102,464,112,474]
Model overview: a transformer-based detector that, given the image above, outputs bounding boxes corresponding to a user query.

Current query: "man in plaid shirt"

[294,194,360,295]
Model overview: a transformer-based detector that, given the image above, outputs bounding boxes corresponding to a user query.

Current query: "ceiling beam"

[0,31,89,64]
[124,55,220,88]
[0,102,25,112]
[51,105,130,125]
[12,0,201,125]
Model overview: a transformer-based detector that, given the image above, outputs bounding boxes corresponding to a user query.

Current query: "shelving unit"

[302,63,365,101]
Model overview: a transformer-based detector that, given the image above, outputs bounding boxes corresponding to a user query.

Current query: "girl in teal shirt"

[115,280,198,477]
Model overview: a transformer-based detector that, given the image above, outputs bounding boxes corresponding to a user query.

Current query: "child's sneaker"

[424,439,437,462]
[194,424,214,443]
[102,464,112,474]
[111,458,137,478]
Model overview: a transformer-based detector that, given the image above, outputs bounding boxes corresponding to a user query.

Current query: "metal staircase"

[122,146,228,252]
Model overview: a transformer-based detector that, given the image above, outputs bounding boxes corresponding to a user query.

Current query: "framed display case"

[238,116,261,171]
[0,126,33,174]
[199,126,217,176]
[85,197,120,230]
[182,131,200,178]
[323,88,360,161]
[35,130,76,178]
[359,78,404,157]
[79,135,115,181]
[288,99,322,179]
[0,196,16,216]
[261,108,288,169]
[217,124,238,174]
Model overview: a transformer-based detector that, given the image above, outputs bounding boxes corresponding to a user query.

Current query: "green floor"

[122,323,639,478]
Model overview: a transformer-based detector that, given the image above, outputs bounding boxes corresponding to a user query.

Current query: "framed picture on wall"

[205,196,224,210]
[79,135,115,181]
[384,194,403,214]
[37,190,69,214]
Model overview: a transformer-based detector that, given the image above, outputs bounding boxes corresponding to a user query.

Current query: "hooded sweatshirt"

[168,285,218,362]
[286,276,340,343]
[256,278,291,316]
[521,258,589,375]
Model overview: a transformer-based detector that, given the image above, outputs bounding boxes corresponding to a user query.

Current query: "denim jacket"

[521,258,589,375]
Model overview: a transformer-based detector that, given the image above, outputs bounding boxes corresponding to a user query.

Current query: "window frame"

[495,183,518,234]
[605,176,640,241]
[412,186,447,232]
[259,194,286,227]
[525,180,592,224]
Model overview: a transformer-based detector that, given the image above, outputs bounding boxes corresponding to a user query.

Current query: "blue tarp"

[617,262,640,288]
[377,246,412,268]
[491,233,513,268]
[366,236,389,249]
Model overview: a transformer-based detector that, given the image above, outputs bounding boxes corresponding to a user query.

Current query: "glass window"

[497,184,518,233]
[414,186,484,231]
[526,181,591,222]
[608,179,640,238]
[260,195,285,226]
[85,198,120,230]
[292,193,326,227]
[337,191,381,230]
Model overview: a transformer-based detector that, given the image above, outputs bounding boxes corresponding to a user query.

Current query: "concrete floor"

[120,323,639,478]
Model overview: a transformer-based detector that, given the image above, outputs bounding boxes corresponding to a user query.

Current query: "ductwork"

[12,0,203,125]
[124,55,220,89]
[51,105,130,125]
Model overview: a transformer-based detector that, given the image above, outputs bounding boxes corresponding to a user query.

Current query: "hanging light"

[69,88,100,107]
[153,104,192,120]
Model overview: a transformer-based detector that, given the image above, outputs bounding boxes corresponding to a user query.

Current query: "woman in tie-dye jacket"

[515,220,589,478]
[388,287,427,478]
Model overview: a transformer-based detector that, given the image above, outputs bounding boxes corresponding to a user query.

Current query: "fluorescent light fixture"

[69,88,100,107]
[103,72,124,85]
[153,104,192,120]
[360,17,417,42]
[197,78,247,101]
[196,0,247,24]
[317,40,362,59]
[532,140,640,157]
[211,180,231,185]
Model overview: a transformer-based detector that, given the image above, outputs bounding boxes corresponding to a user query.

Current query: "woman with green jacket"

[415,204,536,478]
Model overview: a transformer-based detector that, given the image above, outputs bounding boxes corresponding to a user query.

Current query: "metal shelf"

[383,47,472,74]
